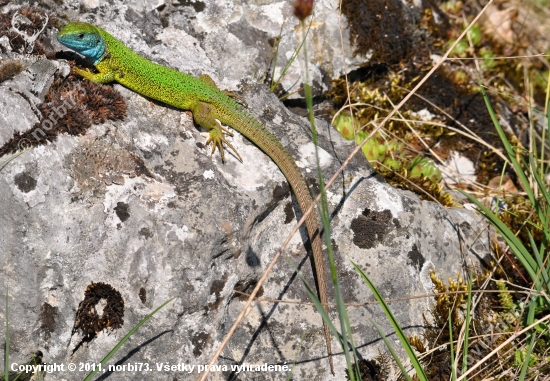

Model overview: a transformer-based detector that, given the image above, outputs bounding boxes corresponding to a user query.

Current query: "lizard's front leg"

[73,67,115,83]
[192,101,242,162]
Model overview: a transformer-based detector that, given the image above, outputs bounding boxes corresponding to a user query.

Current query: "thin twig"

[447,53,548,60]
[232,288,539,307]
[456,314,550,381]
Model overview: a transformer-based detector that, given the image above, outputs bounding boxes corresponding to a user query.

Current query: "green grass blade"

[4,287,8,381]
[351,261,428,380]
[339,293,362,381]
[371,319,412,381]
[0,149,30,172]
[519,297,539,380]
[449,310,456,381]
[529,154,550,209]
[519,231,546,379]
[285,332,305,381]
[317,213,361,378]
[528,155,550,243]
[458,190,539,281]
[518,332,536,381]
[461,274,472,375]
[270,21,284,90]
[329,268,361,380]
[270,17,313,93]
[480,86,535,205]
[83,297,177,381]
[527,231,550,298]
[547,98,550,176]
[319,210,361,379]
[527,231,550,310]
[302,281,343,348]
[303,280,359,380]
[301,19,360,379]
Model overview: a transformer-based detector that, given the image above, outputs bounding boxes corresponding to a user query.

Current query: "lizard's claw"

[193,101,242,162]
[74,67,94,79]
[223,91,248,108]
[205,129,243,163]
[220,125,234,137]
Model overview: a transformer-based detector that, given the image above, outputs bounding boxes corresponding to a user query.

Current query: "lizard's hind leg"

[192,101,243,162]
[199,74,248,107]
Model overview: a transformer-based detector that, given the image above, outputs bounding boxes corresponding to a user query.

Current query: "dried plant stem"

[456,313,550,381]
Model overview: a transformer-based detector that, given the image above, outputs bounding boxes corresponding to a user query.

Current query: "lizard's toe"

[206,130,241,162]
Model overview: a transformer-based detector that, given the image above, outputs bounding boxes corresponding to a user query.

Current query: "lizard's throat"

[81,42,106,65]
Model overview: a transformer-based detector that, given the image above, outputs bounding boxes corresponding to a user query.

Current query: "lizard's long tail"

[223,105,334,374]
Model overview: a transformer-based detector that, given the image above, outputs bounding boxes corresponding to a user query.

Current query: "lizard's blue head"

[57,22,106,65]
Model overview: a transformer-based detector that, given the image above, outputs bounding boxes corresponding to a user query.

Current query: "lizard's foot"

[205,128,242,163]
[193,101,243,162]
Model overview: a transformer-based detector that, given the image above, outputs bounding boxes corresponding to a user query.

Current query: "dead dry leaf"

[482,2,519,46]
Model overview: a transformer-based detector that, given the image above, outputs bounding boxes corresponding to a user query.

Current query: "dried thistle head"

[293,0,313,21]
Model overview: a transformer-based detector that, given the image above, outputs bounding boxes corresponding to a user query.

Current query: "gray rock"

[0,59,69,148]
[0,2,491,381]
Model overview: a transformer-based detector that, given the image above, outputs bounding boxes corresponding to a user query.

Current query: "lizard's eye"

[76,33,85,39]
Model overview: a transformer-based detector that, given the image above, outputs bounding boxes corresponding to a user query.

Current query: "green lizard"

[57,22,333,372]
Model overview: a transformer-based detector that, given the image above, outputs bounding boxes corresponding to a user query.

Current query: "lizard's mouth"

[57,22,98,51]
[57,32,78,50]
[57,25,106,65]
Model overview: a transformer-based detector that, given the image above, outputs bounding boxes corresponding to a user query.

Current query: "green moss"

[331,110,452,205]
